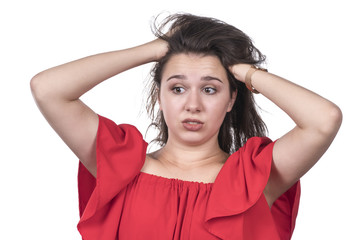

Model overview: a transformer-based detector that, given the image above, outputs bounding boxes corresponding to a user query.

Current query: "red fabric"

[77,115,300,240]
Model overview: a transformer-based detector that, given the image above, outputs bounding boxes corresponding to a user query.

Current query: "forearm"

[31,39,166,101]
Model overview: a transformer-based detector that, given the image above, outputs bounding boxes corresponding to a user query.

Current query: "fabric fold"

[77,115,147,239]
[271,181,301,239]
[204,137,300,240]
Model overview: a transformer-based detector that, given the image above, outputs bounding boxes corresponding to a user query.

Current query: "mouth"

[182,119,204,131]
[182,118,204,124]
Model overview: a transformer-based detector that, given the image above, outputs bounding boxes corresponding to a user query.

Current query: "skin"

[142,53,236,183]
[230,64,342,206]
[31,37,342,208]
[160,54,235,148]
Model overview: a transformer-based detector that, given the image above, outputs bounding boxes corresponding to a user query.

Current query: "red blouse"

[77,115,300,240]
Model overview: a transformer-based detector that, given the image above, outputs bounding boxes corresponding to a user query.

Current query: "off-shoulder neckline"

[138,171,214,187]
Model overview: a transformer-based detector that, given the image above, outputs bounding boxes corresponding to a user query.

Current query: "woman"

[30,14,342,240]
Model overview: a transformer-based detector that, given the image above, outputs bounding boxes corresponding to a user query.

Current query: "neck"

[154,137,229,171]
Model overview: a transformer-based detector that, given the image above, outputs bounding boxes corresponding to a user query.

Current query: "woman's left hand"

[229,64,252,83]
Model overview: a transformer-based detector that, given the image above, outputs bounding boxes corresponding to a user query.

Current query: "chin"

[176,132,216,147]
[167,126,219,146]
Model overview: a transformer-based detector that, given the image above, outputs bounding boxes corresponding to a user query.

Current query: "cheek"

[211,103,229,120]
[204,98,231,125]
[158,92,182,123]
[210,92,234,112]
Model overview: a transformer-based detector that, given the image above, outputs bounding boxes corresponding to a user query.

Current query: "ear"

[227,90,237,112]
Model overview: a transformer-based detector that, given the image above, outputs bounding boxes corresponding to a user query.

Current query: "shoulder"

[141,152,161,174]
[243,136,273,148]
[238,136,274,159]
[97,115,144,142]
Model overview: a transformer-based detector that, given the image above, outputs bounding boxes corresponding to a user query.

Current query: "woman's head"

[157,53,237,149]
[147,13,267,153]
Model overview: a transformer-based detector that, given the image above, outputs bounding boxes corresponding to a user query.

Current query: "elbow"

[30,72,43,100]
[318,103,343,137]
[30,71,51,102]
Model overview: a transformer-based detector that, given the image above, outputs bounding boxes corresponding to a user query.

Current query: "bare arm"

[230,64,342,207]
[30,39,168,177]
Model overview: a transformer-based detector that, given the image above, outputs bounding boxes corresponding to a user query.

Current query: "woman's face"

[159,53,236,147]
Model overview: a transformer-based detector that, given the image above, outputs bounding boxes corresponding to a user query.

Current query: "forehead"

[162,53,228,81]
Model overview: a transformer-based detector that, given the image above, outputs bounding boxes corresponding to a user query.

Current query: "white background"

[1,0,359,239]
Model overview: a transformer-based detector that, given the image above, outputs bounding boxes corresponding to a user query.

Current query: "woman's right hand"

[148,38,169,61]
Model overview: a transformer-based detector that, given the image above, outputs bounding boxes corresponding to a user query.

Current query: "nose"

[185,90,202,113]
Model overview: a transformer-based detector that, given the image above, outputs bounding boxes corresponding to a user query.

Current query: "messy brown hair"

[146,13,267,154]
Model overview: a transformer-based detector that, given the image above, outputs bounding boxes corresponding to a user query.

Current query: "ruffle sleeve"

[204,137,300,240]
[77,115,147,239]
[271,181,301,239]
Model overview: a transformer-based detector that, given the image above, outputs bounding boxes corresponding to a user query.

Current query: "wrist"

[245,66,268,94]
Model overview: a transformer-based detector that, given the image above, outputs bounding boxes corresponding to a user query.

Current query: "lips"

[182,118,204,131]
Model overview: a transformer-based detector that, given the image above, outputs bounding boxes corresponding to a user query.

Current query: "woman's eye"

[203,87,216,94]
[172,87,185,94]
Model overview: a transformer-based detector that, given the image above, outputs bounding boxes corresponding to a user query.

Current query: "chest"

[117,174,217,239]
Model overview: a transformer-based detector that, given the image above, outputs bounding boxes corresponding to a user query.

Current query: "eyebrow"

[166,74,223,83]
